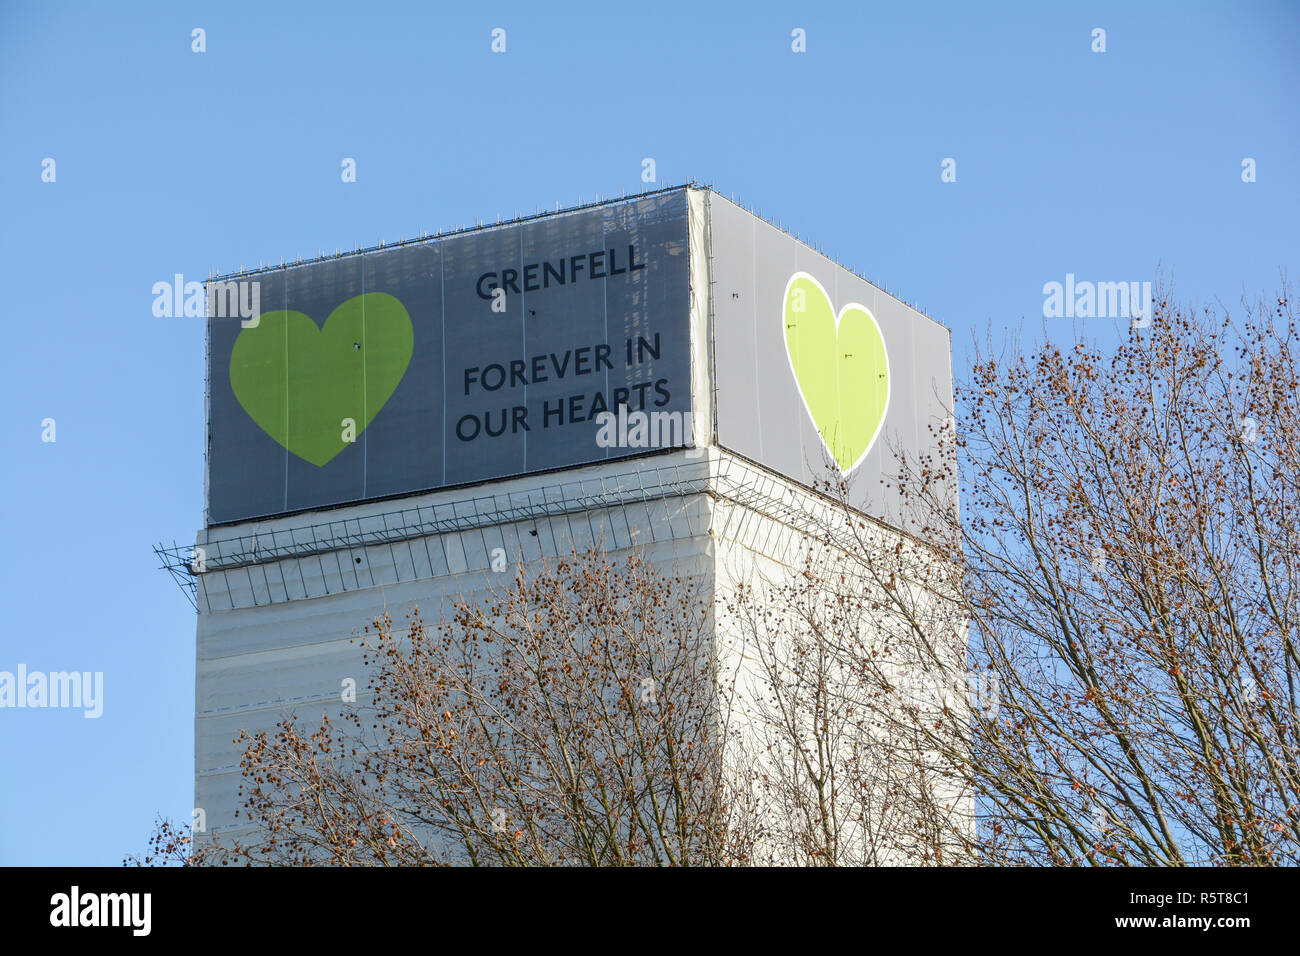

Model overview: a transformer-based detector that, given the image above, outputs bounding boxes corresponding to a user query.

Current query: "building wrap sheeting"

[706,191,954,528]
[203,186,953,531]
[206,190,694,525]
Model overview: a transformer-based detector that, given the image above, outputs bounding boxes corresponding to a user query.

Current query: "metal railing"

[155,451,867,611]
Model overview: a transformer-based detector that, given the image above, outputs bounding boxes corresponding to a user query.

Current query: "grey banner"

[707,193,955,530]
[207,191,692,525]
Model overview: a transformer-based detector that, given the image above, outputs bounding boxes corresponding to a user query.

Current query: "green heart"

[783,272,890,474]
[229,292,414,467]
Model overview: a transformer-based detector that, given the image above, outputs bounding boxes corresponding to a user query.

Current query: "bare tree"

[132,285,1298,867]
[721,506,979,865]
[766,284,1300,866]
[192,547,758,866]
[124,815,198,866]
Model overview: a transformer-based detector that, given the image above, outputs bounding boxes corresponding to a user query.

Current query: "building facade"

[163,186,958,858]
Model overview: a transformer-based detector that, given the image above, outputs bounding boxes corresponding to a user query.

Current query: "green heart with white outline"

[783,272,890,474]
[230,292,414,467]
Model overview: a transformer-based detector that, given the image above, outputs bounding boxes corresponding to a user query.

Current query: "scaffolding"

[155,451,866,612]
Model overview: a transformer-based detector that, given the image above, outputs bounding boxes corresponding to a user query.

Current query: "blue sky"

[1,1,1296,865]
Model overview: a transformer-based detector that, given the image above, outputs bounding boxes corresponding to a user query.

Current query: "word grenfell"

[475,243,646,299]
[0,665,103,718]
[49,887,151,936]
